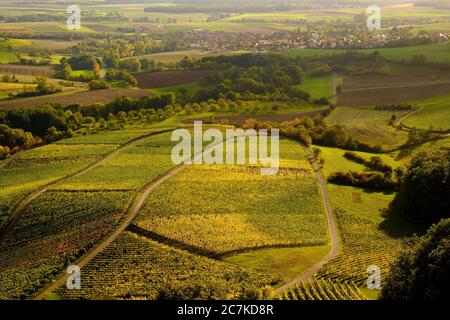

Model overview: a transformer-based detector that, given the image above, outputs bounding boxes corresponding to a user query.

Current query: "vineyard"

[132,139,327,256]
[315,208,403,286]
[279,279,367,300]
[0,128,180,299]
[57,231,279,300]
[0,143,118,230]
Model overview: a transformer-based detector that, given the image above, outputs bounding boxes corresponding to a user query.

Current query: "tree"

[92,63,101,80]
[384,150,450,225]
[381,218,450,300]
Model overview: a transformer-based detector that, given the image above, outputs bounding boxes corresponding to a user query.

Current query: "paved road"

[0,129,173,246]
[274,145,339,295]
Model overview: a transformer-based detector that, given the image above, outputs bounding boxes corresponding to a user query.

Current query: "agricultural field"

[133,138,327,256]
[295,74,336,100]
[0,143,118,231]
[134,69,218,89]
[56,231,278,300]
[0,0,449,304]
[338,81,450,106]
[279,279,367,300]
[0,128,180,299]
[128,50,248,63]
[0,88,152,109]
[401,94,450,131]
[326,106,409,149]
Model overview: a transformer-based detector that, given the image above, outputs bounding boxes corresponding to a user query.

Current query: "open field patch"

[0,88,152,109]
[324,106,409,149]
[134,69,218,89]
[338,81,450,106]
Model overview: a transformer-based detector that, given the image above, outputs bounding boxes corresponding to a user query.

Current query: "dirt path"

[274,145,339,296]
[0,129,173,245]
[394,107,424,129]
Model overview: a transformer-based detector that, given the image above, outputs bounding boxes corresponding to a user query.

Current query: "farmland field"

[402,95,450,131]
[326,106,409,149]
[338,81,450,106]
[0,88,152,109]
[134,69,218,89]
[0,128,181,299]
[133,138,327,256]
[0,0,449,304]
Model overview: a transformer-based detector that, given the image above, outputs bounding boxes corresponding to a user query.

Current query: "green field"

[326,106,409,149]
[296,74,336,100]
[282,42,450,64]
[403,94,450,131]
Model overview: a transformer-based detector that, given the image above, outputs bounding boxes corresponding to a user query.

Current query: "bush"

[89,80,109,90]
[328,171,396,190]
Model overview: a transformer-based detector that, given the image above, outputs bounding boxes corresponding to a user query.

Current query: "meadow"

[326,106,409,149]
[402,94,450,131]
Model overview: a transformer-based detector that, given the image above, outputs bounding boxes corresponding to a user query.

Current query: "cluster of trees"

[277,116,383,153]
[0,92,177,157]
[158,54,305,103]
[382,218,450,300]
[375,103,413,111]
[104,70,137,86]
[13,76,61,98]
[15,55,51,66]
[328,171,397,191]
[384,150,449,225]
[0,124,34,159]
[344,152,393,174]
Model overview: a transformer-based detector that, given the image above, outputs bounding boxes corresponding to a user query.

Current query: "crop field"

[133,138,327,256]
[0,143,118,231]
[152,82,200,95]
[134,69,218,89]
[338,81,450,106]
[0,64,55,77]
[0,88,152,109]
[53,133,176,191]
[315,207,403,287]
[183,107,328,126]
[279,279,367,300]
[0,129,183,299]
[326,106,409,149]
[56,231,278,300]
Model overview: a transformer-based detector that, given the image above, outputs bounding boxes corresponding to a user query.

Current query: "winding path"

[0,129,173,245]
[274,145,339,295]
